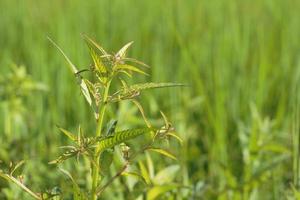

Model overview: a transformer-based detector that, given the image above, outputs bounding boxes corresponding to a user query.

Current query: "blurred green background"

[1,0,300,199]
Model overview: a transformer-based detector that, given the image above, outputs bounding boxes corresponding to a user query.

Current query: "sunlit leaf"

[10,160,25,176]
[166,132,183,144]
[121,171,147,184]
[57,126,76,141]
[115,41,134,59]
[114,64,148,76]
[122,57,150,68]
[138,161,151,185]
[127,82,185,91]
[110,82,185,102]
[146,152,155,179]
[147,184,178,200]
[81,34,108,55]
[89,46,108,83]
[147,148,177,160]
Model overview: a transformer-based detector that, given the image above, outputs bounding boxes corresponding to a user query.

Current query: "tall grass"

[1,0,300,199]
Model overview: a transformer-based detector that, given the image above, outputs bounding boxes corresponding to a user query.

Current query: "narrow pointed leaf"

[57,126,76,141]
[115,64,148,76]
[123,57,150,68]
[47,37,78,73]
[147,184,178,200]
[48,37,92,106]
[138,161,151,185]
[121,171,147,184]
[160,111,169,127]
[147,148,177,160]
[10,160,25,176]
[127,82,185,92]
[110,82,185,102]
[132,100,151,128]
[82,34,108,55]
[166,132,183,144]
[116,41,134,59]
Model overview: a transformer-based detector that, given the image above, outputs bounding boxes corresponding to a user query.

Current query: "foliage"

[0,36,183,199]
[1,0,300,199]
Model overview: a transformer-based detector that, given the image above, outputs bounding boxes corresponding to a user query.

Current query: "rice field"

[0,0,300,199]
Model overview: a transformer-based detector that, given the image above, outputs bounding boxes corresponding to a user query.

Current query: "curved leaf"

[147,184,178,200]
[110,82,185,102]
[114,64,148,76]
[57,126,76,141]
[147,148,177,160]
[115,41,134,59]
[81,34,108,55]
[48,37,92,106]
[98,127,155,152]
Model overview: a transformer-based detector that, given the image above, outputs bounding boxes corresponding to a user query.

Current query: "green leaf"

[48,37,92,106]
[57,126,76,141]
[89,46,108,83]
[132,100,151,128]
[49,147,79,164]
[121,171,147,185]
[97,127,155,152]
[59,168,88,200]
[147,148,177,160]
[115,41,134,59]
[153,165,180,185]
[138,161,151,185]
[81,34,108,56]
[47,37,78,73]
[166,132,183,144]
[127,82,185,92]
[114,64,148,76]
[160,111,169,127]
[146,152,154,179]
[105,120,118,136]
[110,82,185,102]
[122,57,150,68]
[147,184,178,200]
[10,160,25,176]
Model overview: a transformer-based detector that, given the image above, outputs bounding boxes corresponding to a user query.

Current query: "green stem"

[91,80,111,200]
[0,173,41,200]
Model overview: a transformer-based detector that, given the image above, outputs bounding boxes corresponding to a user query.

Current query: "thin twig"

[96,162,129,196]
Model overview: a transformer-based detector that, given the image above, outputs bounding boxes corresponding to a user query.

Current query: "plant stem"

[0,173,41,200]
[91,80,111,200]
